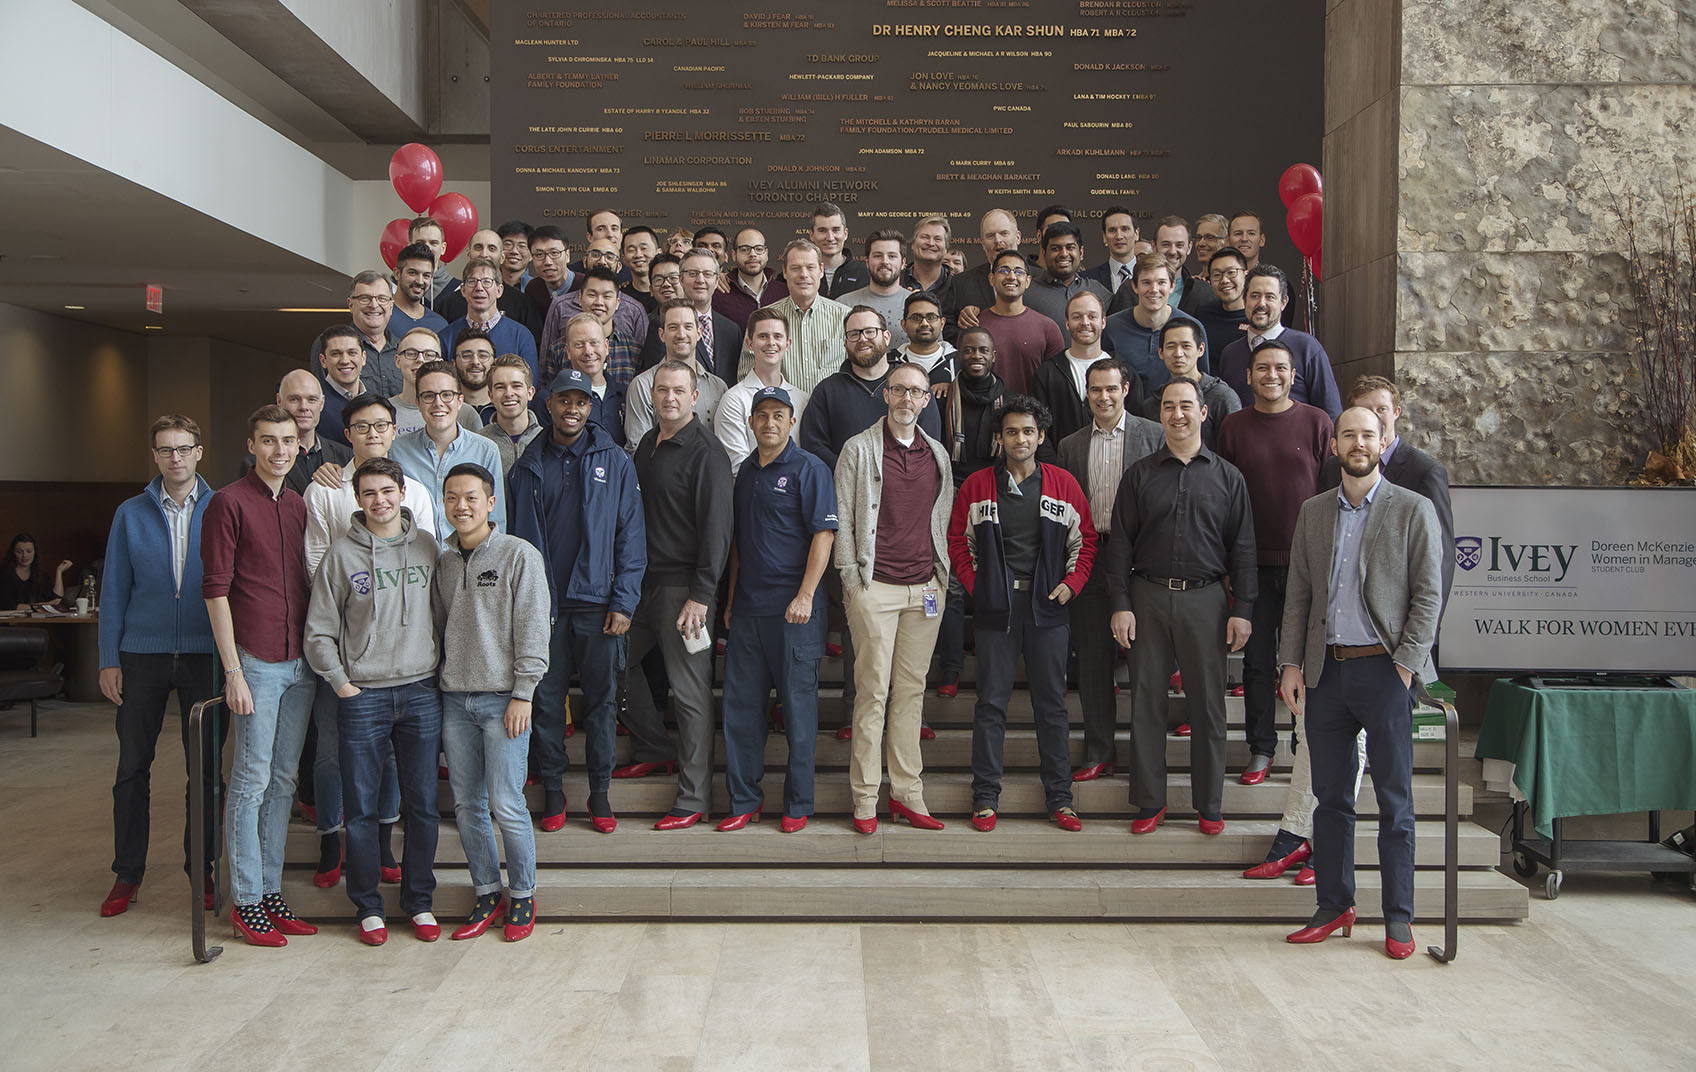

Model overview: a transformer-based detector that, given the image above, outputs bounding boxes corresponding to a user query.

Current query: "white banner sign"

[1440,487,1696,673]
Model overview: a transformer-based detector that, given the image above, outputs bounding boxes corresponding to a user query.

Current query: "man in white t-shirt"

[715,306,808,476]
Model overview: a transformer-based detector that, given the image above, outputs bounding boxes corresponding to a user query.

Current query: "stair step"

[282,866,1526,923]
[289,818,1499,869]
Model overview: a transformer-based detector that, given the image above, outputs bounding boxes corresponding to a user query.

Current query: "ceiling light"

[63,304,84,310]
[144,325,163,330]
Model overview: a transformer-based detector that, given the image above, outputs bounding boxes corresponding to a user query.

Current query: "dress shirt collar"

[1337,470,1384,511]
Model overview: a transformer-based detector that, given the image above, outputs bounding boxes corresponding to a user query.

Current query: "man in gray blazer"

[1056,357,1163,780]
[1278,407,1444,960]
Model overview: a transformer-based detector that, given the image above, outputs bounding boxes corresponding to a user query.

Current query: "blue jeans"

[721,611,824,818]
[226,652,314,906]
[441,691,537,899]
[311,677,400,834]
[338,679,442,918]
[531,609,625,795]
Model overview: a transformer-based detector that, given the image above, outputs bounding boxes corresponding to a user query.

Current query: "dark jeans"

[971,590,1073,812]
[1308,653,1416,924]
[531,608,625,795]
[936,573,968,678]
[721,610,825,817]
[1241,565,1287,758]
[110,652,223,883]
[1128,577,1228,817]
[1069,559,1122,767]
[338,679,442,919]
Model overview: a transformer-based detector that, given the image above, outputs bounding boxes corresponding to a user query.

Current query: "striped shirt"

[747,294,850,394]
[160,487,198,589]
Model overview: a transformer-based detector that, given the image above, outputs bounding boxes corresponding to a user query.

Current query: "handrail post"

[188,695,226,965]
[1419,683,1459,963]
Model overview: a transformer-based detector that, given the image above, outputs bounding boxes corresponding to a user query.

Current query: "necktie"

[698,312,713,352]
[1118,264,1131,291]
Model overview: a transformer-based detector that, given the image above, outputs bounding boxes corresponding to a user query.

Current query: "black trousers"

[111,652,224,883]
[1070,552,1123,767]
[1241,564,1288,758]
[1127,578,1228,818]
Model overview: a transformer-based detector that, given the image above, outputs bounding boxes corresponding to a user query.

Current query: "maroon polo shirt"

[200,468,309,662]
[873,422,941,585]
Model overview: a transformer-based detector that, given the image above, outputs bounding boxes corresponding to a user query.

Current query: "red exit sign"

[145,285,163,313]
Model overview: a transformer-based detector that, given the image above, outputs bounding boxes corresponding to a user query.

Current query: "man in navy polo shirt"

[717,387,838,833]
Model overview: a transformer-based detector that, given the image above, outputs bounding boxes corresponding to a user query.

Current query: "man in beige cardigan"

[833,362,954,833]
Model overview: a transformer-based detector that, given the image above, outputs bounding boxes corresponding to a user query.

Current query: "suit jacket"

[1278,479,1444,686]
[1320,441,1455,602]
[638,310,745,383]
[1083,259,1135,295]
[1055,412,1165,530]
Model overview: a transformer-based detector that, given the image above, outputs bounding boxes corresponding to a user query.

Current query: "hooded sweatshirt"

[305,507,439,691]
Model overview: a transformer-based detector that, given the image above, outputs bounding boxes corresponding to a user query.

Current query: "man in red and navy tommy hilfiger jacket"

[946,394,1097,835]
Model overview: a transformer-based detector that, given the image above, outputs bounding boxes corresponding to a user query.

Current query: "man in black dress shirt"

[1107,378,1257,836]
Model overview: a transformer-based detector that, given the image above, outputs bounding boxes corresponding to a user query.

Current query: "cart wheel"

[1511,850,1537,878]
[1545,871,1562,900]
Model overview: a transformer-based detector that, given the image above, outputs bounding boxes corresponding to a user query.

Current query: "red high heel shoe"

[232,904,287,948]
[1286,907,1355,944]
[889,799,944,830]
[100,880,140,918]
[451,897,506,940]
[716,809,762,831]
[1242,841,1311,880]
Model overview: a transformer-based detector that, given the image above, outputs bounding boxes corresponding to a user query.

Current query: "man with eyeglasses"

[645,249,743,382]
[572,208,628,281]
[891,293,956,386]
[521,225,581,322]
[495,219,533,292]
[714,227,789,330]
[389,361,507,548]
[952,208,1021,332]
[98,415,223,920]
[800,306,943,473]
[440,228,546,346]
[389,328,483,437]
[389,242,450,341]
[451,329,498,424]
[976,250,1064,395]
[625,300,730,449]
[442,258,538,386]
[540,254,648,376]
[1191,214,1231,276]
[243,369,352,497]
[338,270,403,397]
[838,230,915,352]
[1195,248,1251,371]
[302,393,436,890]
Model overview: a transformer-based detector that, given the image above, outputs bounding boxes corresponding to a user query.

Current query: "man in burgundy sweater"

[1214,340,1333,783]
[201,404,318,947]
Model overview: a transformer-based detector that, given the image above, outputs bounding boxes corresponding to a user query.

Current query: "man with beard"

[839,230,914,351]
[891,292,955,386]
[389,243,449,339]
[1029,290,1128,457]
[811,202,869,299]
[452,329,498,424]
[799,307,943,472]
[1138,319,1240,448]
[1024,222,1109,334]
[977,250,1065,396]
[1278,406,1442,959]
[1195,248,1250,370]
[953,208,1021,331]
[715,227,788,329]
[1215,266,1342,418]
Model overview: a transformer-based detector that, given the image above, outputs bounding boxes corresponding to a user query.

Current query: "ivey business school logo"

[1454,535,1576,583]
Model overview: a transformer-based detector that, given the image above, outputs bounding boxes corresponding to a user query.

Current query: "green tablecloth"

[1475,679,1696,838]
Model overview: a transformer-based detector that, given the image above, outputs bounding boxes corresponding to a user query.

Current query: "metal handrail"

[187,694,225,965]
[1418,683,1459,963]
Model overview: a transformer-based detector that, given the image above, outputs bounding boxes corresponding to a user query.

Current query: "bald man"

[951,208,1023,331]
[242,369,353,496]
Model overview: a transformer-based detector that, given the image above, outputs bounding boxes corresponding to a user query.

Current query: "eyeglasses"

[993,266,1028,277]
[584,250,618,263]
[153,444,200,459]
[351,294,392,306]
[398,348,441,361]
[347,420,394,435]
[1209,268,1245,281]
[682,268,718,279]
[845,327,885,339]
[417,390,460,404]
[904,312,943,323]
[734,244,767,254]
[651,273,681,286]
[462,277,499,291]
[533,248,567,261]
[883,385,929,399]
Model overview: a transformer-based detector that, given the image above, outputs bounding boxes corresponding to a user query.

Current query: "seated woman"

[2,533,71,610]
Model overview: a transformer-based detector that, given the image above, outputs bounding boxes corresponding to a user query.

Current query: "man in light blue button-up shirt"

[388,362,506,546]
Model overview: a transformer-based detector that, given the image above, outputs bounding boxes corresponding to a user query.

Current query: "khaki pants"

[845,574,942,819]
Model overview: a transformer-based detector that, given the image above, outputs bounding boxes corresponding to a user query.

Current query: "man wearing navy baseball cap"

[716,385,839,832]
[506,367,647,834]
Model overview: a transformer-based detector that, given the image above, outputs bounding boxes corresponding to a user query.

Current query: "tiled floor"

[4,702,1693,1071]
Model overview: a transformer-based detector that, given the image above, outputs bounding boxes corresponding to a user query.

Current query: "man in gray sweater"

[304,457,443,946]
[432,462,549,942]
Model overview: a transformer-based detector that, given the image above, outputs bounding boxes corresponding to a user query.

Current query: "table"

[1476,677,1696,897]
[0,613,101,702]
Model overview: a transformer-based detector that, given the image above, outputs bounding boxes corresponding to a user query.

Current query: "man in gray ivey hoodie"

[305,457,443,946]
[432,462,549,942]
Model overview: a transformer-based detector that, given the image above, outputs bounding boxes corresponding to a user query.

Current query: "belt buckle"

[1165,577,1184,591]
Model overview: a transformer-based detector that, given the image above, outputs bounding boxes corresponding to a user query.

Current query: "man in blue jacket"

[507,369,646,834]
[98,415,222,918]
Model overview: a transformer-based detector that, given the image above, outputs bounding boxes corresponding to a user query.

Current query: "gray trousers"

[1070,556,1124,767]
[1128,577,1228,818]
[621,583,717,814]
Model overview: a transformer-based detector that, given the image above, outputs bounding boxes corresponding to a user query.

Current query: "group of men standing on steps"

[92,199,1452,960]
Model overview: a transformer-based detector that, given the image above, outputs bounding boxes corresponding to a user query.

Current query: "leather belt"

[1011,578,1033,591]
[1328,642,1387,661]
[1137,573,1218,592]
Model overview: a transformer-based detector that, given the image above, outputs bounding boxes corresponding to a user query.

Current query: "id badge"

[922,587,939,618]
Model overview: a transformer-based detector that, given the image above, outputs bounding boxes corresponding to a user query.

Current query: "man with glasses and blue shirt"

[389,361,506,548]
[441,257,538,385]
[389,328,484,438]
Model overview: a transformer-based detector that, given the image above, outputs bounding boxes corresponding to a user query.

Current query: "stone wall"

[1325,0,1695,484]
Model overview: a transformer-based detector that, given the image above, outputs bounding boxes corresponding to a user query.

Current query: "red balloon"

[1279,163,1323,208]
[389,143,443,214]
[1310,250,1323,282]
[379,217,411,271]
[1287,193,1324,259]
[427,193,479,264]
